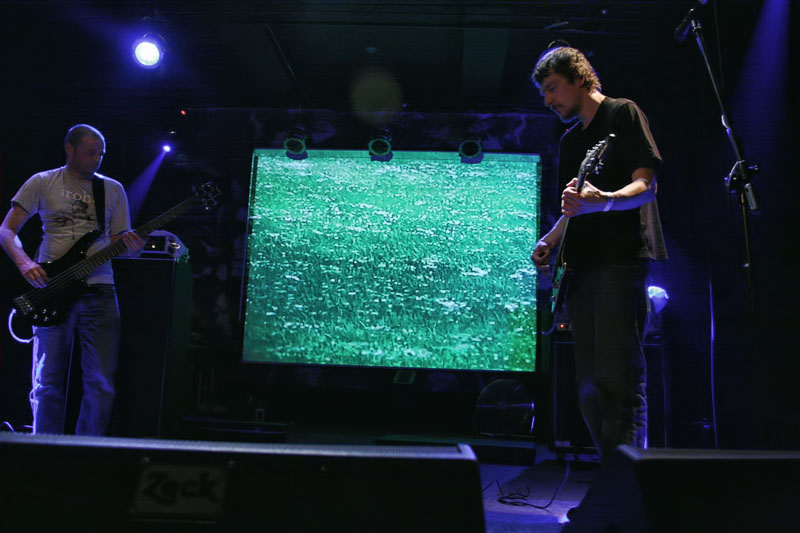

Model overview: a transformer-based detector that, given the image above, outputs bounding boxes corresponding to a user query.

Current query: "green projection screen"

[242,149,540,371]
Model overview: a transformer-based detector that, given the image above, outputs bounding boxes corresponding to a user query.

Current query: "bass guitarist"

[0,124,145,435]
[530,47,668,468]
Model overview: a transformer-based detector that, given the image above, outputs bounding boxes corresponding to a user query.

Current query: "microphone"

[674,0,709,43]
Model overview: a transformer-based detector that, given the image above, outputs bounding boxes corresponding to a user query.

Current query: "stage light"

[368,129,392,161]
[162,144,172,153]
[284,127,308,160]
[132,33,166,69]
[459,134,483,164]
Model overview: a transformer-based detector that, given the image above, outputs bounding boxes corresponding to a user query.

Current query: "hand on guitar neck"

[110,231,147,260]
[561,177,615,217]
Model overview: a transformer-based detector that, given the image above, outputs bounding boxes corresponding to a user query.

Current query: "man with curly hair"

[531,47,667,461]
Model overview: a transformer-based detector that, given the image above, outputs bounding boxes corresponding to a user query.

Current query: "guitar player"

[530,47,668,468]
[0,124,144,435]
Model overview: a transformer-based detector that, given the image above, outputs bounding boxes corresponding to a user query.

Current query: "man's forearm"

[0,228,35,272]
[602,166,658,212]
[540,215,567,247]
[604,178,655,210]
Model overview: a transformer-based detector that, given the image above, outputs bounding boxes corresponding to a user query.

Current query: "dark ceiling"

[2,1,694,117]
[2,0,769,206]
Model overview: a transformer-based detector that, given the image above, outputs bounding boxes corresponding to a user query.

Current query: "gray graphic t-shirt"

[12,166,132,284]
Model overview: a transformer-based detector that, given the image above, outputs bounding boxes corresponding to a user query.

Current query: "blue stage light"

[162,144,172,152]
[133,34,165,69]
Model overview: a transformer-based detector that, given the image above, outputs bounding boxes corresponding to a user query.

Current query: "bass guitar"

[11,181,220,328]
[549,134,615,316]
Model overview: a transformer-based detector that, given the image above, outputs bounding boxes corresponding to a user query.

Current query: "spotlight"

[162,144,172,153]
[368,129,393,161]
[132,33,166,69]
[284,128,308,160]
[459,134,483,164]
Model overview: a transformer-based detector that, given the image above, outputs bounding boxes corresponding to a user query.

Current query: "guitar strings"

[23,202,181,302]
[16,192,213,311]
[18,239,131,307]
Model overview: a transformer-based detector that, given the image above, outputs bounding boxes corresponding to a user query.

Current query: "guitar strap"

[84,175,107,296]
[91,175,105,234]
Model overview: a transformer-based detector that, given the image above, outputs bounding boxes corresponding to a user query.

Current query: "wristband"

[603,197,614,212]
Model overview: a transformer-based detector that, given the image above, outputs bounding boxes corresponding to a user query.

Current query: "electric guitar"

[549,134,615,316]
[11,181,221,328]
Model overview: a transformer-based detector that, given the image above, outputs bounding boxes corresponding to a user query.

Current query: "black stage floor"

[286,427,596,531]
[295,429,596,531]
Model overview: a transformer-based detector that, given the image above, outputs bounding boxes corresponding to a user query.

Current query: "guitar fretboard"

[67,196,201,279]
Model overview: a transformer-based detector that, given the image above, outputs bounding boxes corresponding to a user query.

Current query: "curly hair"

[532,47,602,92]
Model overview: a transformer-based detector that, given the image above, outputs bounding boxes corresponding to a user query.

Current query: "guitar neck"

[69,196,200,279]
[552,168,592,266]
[550,133,614,270]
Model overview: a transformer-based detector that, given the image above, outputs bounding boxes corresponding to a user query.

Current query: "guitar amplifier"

[141,230,189,260]
[110,257,193,438]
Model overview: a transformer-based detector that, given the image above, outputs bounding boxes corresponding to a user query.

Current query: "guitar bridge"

[13,296,33,316]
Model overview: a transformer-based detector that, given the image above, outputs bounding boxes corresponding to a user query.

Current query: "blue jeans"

[30,285,120,435]
[567,261,650,458]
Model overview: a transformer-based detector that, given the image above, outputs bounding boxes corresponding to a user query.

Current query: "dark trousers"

[567,261,649,458]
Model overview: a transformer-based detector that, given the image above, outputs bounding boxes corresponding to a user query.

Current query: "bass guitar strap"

[91,174,105,234]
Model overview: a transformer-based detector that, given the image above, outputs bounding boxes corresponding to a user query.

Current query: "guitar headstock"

[579,133,615,176]
[192,181,222,209]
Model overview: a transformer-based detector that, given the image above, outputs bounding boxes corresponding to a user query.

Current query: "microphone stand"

[684,9,766,451]
[685,15,759,316]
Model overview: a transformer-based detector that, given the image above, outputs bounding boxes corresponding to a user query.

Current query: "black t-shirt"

[558,96,667,268]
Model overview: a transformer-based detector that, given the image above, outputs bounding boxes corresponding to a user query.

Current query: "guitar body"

[12,230,101,327]
[549,262,568,315]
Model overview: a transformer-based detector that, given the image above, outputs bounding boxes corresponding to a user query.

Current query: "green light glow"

[243,149,540,371]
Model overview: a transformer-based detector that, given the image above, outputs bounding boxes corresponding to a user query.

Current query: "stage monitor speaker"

[565,445,800,532]
[552,340,669,451]
[0,433,486,532]
[111,258,192,438]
